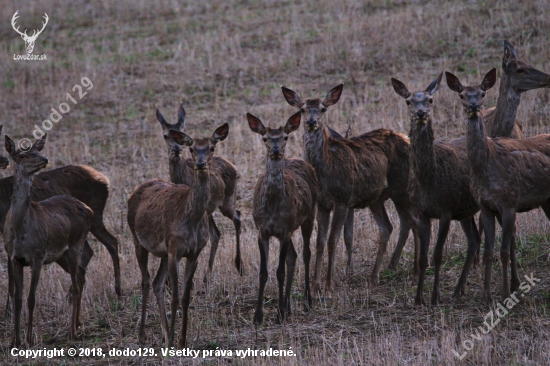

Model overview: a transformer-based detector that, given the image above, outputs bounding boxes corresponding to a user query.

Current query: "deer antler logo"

[11,11,49,54]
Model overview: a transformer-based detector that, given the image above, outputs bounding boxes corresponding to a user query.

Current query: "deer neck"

[409,118,436,185]
[169,154,192,186]
[9,165,33,235]
[185,168,210,223]
[303,125,329,172]
[488,74,521,138]
[466,113,489,177]
[262,156,285,206]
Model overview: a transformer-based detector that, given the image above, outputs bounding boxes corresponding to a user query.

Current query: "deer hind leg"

[343,209,354,276]
[284,237,297,317]
[167,252,180,347]
[254,233,270,325]
[153,258,169,344]
[64,242,84,341]
[431,213,451,305]
[11,259,24,348]
[301,210,315,310]
[368,200,393,287]
[388,206,412,272]
[473,214,483,268]
[203,215,221,284]
[325,204,349,294]
[134,243,150,345]
[312,206,330,294]
[220,203,243,275]
[498,210,516,300]
[90,222,121,296]
[415,214,431,306]
[276,235,290,324]
[481,210,496,304]
[454,217,480,299]
[178,256,199,349]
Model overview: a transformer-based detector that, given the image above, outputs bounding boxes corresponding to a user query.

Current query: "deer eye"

[406,100,411,105]
[284,136,288,141]
[19,153,25,159]
[300,108,305,112]
[262,137,267,142]
[321,107,327,112]
[210,147,215,152]
[517,68,525,74]
[459,94,464,99]
[481,92,486,97]
[163,135,168,139]
[429,99,433,104]
[189,148,193,153]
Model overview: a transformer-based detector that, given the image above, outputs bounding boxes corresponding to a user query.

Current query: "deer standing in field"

[446,68,550,302]
[392,74,483,305]
[4,134,93,347]
[127,124,228,347]
[281,85,418,294]
[156,104,242,280]
[247,112,317,324]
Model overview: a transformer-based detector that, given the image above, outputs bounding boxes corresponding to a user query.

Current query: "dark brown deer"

[247,112,317,324]
[4,134,93,347]
[483,40,550,139]
[446,68,550,302]
[281,85,418,293]
[127,124,228,347]
[391,74,482,305]
[156,104,242,279]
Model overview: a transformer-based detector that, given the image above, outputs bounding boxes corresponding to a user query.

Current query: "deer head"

[11,11,49,54]
[281,84,343,132]
[5,134,48,176]
[170,124,229,171]
[501,40,550,93]
[446,69,497,118]
[391,73,443,124]
[247,111,301,159]
[156,104,186,159]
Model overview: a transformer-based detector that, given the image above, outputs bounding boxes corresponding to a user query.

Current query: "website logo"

[11,11,48,61]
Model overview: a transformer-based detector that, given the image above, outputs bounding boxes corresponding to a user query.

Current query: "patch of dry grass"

[0,0,549,364]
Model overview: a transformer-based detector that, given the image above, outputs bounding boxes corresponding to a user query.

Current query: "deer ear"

[169,130,193,146]
[211,123,229,144]
[175,103,186,129]
[0,125,3,136]
[156,107,170,129]
[503,40,518,67]
[481,68,497,91]
[33,134,47,152]
[445,72,464,93]
[425,72,443,96]
[281,86,304,108]
[322,84,343,107]
[391,78,411,99]
[5,135,15,155]
[284,111,301,134]
[246,113,267,136]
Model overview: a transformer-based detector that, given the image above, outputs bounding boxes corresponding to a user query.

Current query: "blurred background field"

[0,0,549,364]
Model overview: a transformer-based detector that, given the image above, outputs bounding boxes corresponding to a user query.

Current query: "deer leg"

[325,204,349,294]
[509,233,519,292]
[135,243,150,345]
[203,215,221,283]
[254,233,270,325]
[11,259,24,348]
[454,217,480,299]
[90,223,121,296]
[65,248,83,341]
[178,256,198,349]
[388,206,412,271]
[24,262,42,347]
[431,213,451,305]
[312,206,330,294]
[5,258,14,317]
[167,252,180,347]
[499,210,516,300]
[153,258,169,344]
[301,211,315,310]
[63,241,93,308]
[415,214,431,306]
[481,210,496,304]
[368,200,393,287]
[473,214,483,268]
[343,209,354,276]
[284,237,297,317]
[219,199,243,275]
[276,235,290,324]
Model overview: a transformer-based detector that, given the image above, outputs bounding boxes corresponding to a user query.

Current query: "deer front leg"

[153,258,169,344]
[26,263,43,347]
[312,206,330,294]
[5,258,14,317]
[203,215,221,284]
[368,200,393,287]
[283,236,297,318]
[481,210,496,304]
[178,256,198,349]
[388,206,412,272]
[254,233,270,325]
[325,204,348,295]
[454,217,480,299]
[343,209,354,276]
[415,214,431,306]
[134,243,150,345]
[431,213,451,305]
[499,210,516,300]
[167,251,180,347]
[301,211,315,311]
[11,259,24,348]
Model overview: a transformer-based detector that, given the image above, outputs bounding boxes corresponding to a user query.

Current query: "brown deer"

[483,40,550,139]
[446,68,550,302]
[127,124,228,347]
[281,84,418,294]
[246,112,317,324]
[156,104,242,279]
[391,74,482,305]
[4,134,93,347]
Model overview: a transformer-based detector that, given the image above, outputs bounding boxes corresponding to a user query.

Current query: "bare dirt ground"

[0,0,549,364]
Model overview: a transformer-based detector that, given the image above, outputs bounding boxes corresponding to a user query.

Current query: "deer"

[246,112,318,324]
[156,104,242,281]
[446,68,550,303]
[127,123,228,348]
[391,74,484,305]
[281,84,419,294]
[0,126,10,169]
[11,11,49,54]
[4,134,93,347]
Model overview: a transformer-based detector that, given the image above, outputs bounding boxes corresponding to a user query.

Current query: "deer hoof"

[368,276,380,287]
[253,311,263,325]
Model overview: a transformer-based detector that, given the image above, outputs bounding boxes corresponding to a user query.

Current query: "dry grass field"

[0,0,549,364]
